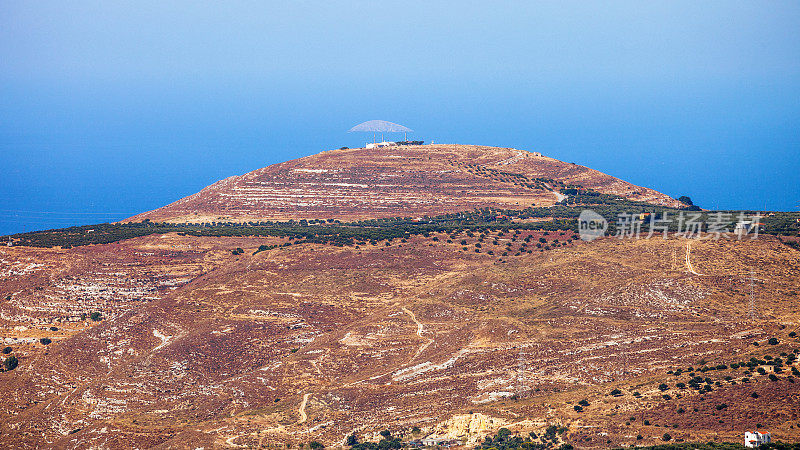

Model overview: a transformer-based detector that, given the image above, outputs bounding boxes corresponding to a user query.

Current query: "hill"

[126,144,683,223]
[1,144,799,449]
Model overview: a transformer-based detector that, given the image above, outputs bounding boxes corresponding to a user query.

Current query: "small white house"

[744,431,771,448]
[365,141,397,149]
[421,436,447,446]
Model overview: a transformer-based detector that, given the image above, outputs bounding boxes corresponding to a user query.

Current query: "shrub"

[769,338,779,345]
[3,355,18,371]
[90,312,102,321]
[578,399,590,406]
[751,392,759,398]
[769,374,779,381]
[1,347,11,354]
[309,441,324,449]
[716,403,728,410]
[573,405,583,412]
[658,383,669,391]
[39,338,52,345]
[610,388,622,396]
[663,433,672,442]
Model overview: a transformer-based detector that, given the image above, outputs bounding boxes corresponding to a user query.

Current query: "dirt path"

[152,329,171,351]
[403,307,434,361]
[495,150,525,166]
[297,393,311,424]
[685,241,704,275]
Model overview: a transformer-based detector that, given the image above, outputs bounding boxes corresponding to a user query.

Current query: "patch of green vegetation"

[346,429,403,449]
[4,205,798,249]
[3,355,18,371]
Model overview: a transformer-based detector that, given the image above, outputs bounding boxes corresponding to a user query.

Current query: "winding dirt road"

[297,393,311,424]
[685,241,704,275]
[403,307,434,361]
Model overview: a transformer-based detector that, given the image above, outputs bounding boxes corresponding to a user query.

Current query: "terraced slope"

[127,145,682,223]
[2,232,799,448]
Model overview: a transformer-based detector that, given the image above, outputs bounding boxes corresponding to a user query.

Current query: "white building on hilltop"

[744,431,771,448]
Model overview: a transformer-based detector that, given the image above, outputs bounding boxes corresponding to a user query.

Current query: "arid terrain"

[1,145,799,449]
[127,145,682,224]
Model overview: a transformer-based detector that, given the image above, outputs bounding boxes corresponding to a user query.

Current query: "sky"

[1,1,799,235]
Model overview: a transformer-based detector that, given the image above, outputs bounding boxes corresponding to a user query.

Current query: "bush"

[39,338,52,345]
[663,433,672,442]
[309,441,324,449]
[658,383,669,391]
[90,312,102,321]
[610,388,622,396]
[573,405,583,412]
[769,338,779,345]
[751,392,759,398]
[1,346,11,354]
[3,355,18,371]
[768,374,779,381]
[578,399,590,406]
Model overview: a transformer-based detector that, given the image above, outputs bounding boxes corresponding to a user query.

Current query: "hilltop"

[127,144,683,223]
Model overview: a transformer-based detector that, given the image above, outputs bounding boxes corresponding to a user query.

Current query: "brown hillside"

[1,233,799,448]
[126,144,682,223]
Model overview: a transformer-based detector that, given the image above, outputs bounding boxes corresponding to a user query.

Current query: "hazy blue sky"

[2,1,799,234]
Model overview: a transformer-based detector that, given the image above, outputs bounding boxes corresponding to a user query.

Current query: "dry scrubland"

[1,145,799,448]
[1,232,799,448]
